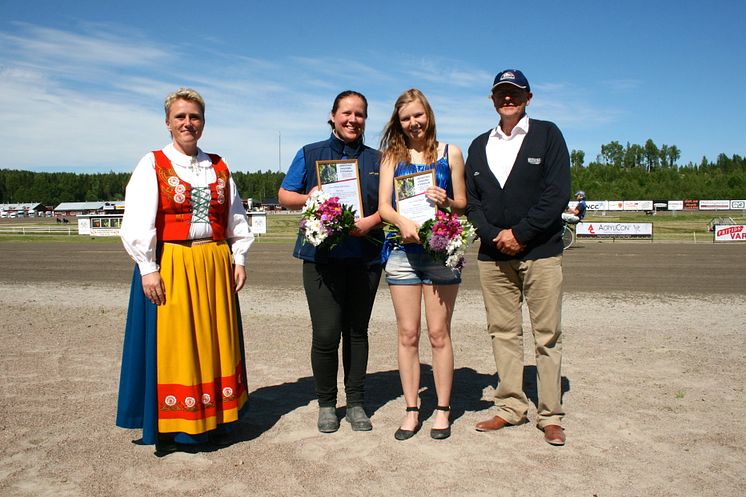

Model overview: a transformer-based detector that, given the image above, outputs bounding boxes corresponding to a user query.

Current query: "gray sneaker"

[317,406,339,433]
[345,405,372,431]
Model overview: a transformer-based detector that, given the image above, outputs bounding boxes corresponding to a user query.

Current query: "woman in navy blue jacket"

[278,91,383,434]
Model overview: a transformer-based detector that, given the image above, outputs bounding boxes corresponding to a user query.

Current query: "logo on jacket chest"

[528,157,542,165]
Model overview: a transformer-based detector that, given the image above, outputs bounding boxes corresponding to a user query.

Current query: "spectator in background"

[562,190,587,224]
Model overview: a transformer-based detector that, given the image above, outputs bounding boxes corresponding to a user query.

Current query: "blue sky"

[1,0,744,173]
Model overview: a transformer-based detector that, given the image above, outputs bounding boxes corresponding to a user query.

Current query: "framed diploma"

[315,159,365,219]
[394,169,437,225]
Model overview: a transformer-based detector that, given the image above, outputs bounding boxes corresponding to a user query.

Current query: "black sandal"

[430,405,451,440]
[394,406,420,441]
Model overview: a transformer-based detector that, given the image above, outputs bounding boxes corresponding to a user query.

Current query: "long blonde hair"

[379,88,438,167]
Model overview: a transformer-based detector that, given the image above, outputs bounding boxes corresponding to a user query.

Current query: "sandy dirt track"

[0,239,744,497]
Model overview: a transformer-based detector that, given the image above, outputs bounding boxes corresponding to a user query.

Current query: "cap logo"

[500,72,516,81]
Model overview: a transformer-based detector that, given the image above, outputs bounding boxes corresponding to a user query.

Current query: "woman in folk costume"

[116,88,254,456]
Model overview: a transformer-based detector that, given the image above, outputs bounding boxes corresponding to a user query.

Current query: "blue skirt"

[115,265,248,445]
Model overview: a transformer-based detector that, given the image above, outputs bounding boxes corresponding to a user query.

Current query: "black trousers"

[302,261,382,408]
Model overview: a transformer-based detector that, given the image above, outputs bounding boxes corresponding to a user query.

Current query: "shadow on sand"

[141,364,570,454]
[229,365,570,443]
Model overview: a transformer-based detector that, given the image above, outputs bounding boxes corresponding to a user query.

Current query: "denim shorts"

[384,248,461,285]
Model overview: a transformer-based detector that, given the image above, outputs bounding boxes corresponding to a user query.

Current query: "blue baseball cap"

[491,69,530,93]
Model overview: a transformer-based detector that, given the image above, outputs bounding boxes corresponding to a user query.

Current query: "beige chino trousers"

[478,255,565,428]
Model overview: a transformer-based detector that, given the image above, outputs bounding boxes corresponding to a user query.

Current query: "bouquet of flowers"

[299,190,357,248]
[384,210,476,272]
[419,210,476,271]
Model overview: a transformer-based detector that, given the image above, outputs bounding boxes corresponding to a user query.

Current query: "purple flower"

[428,234,450,252]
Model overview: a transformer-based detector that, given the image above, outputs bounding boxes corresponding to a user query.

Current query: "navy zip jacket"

[465,118,570,262]
[283,133,383,266]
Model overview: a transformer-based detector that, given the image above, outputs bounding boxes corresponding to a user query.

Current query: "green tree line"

[0,169,286,206]
[570,139,745,199]
[2,139,744,205]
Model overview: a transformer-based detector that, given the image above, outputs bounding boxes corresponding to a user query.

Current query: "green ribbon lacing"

[191,187,210,223]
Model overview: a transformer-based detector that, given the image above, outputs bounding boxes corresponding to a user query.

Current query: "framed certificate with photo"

[394,169,436,225]
[315,159,364,219]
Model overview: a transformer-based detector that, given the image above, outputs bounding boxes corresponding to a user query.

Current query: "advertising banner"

[699,200,731,210]
[586,200,608,211]
[577,222,653,238]
[78,218,90,235]
[623,200,654,211]
[730,200,746,210]
[90,227,121,237]
[248,212,267,234]
[668,200,684,211]
[607,200,624,211]
[683,200,699,210]
[714,225,746,241]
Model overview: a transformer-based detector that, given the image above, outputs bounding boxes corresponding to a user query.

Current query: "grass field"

[0,210,744,243]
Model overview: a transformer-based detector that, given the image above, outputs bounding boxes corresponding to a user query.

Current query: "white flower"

[164,395,177,406]
[446,237,462,254]
[222,387,234,398]
[303,218,326,246]
[301,190,331,214]
[445,254,461,268]
[184,396,196,408]
[174,193,186,204]
[167,176,180,187]
[202,394,211,404]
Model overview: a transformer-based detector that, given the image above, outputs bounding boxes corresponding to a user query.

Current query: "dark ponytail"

[327,90,368,129]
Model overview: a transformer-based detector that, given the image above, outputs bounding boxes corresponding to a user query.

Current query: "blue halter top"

[382,145,453,263]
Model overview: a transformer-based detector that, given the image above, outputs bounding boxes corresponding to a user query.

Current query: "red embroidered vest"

[153,150,231,241]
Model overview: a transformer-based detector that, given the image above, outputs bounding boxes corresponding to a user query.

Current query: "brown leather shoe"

[543,425,565,446]
[475,415,512,432]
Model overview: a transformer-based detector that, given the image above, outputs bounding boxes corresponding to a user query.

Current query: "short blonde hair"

[164,88,205,117]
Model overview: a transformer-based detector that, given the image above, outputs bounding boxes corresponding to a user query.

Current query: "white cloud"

[0,22,627,172]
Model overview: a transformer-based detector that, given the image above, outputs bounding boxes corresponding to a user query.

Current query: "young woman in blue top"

[278,91,383,434]
[378,88,466,440]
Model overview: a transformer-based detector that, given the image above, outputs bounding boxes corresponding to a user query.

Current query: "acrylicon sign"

[714,225,746,241]
[577,222,653,238]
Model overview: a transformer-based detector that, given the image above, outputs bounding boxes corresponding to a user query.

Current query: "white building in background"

[53,202,105,216]
[0,203,45,217]
[50,201,123,215]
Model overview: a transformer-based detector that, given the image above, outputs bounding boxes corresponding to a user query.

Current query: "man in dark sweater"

[465,69,570,446]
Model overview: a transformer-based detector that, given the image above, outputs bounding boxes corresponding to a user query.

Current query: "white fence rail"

[0,226,78,235]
